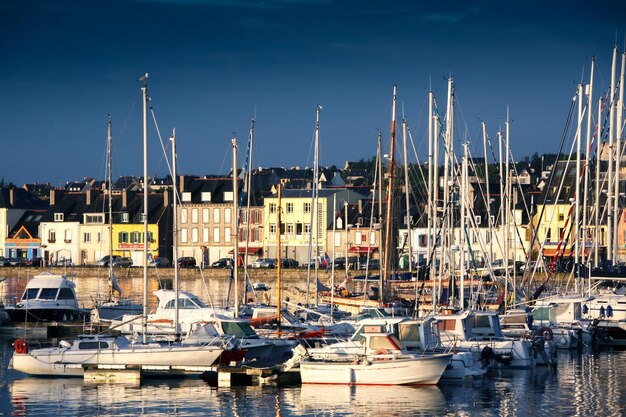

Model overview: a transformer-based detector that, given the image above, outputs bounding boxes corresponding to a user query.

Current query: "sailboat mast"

[595,96,603,267]
[243,118,255,301]
[232,138,239,318]
[382,85,397,304]
[171,128,180,337]
[482,122,493,263]
[140,73,149,345]
[614,51,626,266]
[306,105,322,307]
[402,117,412,274]
[607,46,618,264]
[107,116,114,300]
[575,84,583,291]
[427,91,434,272]
[276,180,284,327]
[582,57,595,269]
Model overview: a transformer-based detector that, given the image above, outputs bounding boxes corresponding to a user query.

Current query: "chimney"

[179,175,185,193]
[86,190,92,206]
[9,187,14,207]
[122,189,127,208]
[163,189,169,208]
[50,189,56,205]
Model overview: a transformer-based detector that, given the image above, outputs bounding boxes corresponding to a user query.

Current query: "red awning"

[228,247,263,255]
[348,246,378,254]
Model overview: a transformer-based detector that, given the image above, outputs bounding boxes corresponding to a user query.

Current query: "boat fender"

[540,327,553,341]
[13,339,28,354]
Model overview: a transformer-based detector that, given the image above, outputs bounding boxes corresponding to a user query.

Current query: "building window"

[370,232,376,245]
[83,232,91,243]
[130,231,141,243]
[269,223,277,236]
[181,208,188,224]
[97,232,103,243]
[474,215,481,225]
[48,230,56,243]
[296,223,303,235]
[201,192,211,202]
[252,228,260,242]
[269,203,277,214]
[203,208,209,223]
[192,208,199,223]
[304,202,311,213]
[225,208,231,224]
[54,213,64,222]
[334,233,341,247]
[192,227,198,243]
[213,208,220,223]
[181,228,188,243]
[224,191,234,201]
[84,214,104,224]
[121,212,129,223]
[286,223,294,236]
[225,227,231,243]
[286,203,293,213]
[182,192,191,202]
[304,224,311,234]
[119,232,129,243]
[203,227,209,243]
[64,230,72,243]
[213,228,220,243]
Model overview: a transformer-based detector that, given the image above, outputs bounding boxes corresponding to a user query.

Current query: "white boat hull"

[299,353,451,385]
[11,343,224,377]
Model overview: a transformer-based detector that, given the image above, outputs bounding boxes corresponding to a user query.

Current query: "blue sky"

[1,0,625,186]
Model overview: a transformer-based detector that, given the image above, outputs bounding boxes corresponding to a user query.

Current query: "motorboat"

[5,272,88,323]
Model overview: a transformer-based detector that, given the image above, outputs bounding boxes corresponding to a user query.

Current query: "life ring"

[539,327,553,341]
[372,348,390,360]
[14,339,28,354]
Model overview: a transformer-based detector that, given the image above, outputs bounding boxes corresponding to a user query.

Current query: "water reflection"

[298,384,445,416]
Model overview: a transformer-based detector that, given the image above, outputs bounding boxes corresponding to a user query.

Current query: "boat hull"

[11,344,224,377]
[6,307,86,323]
[299,353,452,385]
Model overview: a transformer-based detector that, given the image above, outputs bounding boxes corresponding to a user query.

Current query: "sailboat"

[9,74,238,377]
[95,116,142,322]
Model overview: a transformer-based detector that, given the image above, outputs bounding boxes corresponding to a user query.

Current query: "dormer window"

[121,212,129,223]
[224,191,234,202]
[54,213,64,222]
[201,192,211,202]
[182,192,192,202]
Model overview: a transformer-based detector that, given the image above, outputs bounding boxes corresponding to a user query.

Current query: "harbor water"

[1,329,625,417]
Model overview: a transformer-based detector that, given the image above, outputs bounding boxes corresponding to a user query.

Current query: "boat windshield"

[164,297,208,309]
[39,288,59,299]
[22,288,40,300]
[221,321,258,337]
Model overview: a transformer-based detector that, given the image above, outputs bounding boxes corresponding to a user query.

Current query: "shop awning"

[228,247,263,255]
[348,246,378,254]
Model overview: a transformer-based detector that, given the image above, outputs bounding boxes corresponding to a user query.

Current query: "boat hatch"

[221,321,257,337]
[364,325,385,333]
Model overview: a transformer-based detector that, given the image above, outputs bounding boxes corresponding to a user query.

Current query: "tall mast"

[607,46,618,264]
[232,137,239,318]
[505,111,511,308]
[107,116,114,300]
[243,118,255,302]
[582,57,595,270]
[170,128,179,337]
[614,51,626,266]
[482,121,493,263]
[427,91,434,273]
[594,96,603,267]
[575,84,583,290]
[140,73,149,345]
[382,85,397,304]
[402,117,412,274]
[306,104,322,307]
[276,180,284,328]
[461,142,468,306]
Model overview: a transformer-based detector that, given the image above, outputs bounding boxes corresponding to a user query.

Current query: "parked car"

[211,258,232,268]
[252,258,276,268]
[98,255,120,267]
[149,257,170,267]
[0,256,11,267]
[177,256,197,268]
[360,258,380,270]
[9,257,32,267]
[281,258,299,268]
[113,257,133,267]
[31,257,45,267]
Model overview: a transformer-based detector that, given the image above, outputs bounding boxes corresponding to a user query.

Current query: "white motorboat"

[5,272,88,323]
[295,327,452,385]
